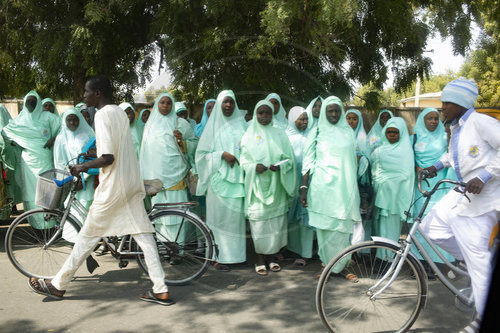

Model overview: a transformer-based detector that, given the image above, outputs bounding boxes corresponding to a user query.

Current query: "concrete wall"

[1,99,75,118]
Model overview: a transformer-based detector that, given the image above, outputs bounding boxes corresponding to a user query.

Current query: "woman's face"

[379,111,392,127]
[326,103,341,125]
[81,110,91,125]
[206,101,215,118]
[424,111,439,132]
[294,112,308,132]
[125,107,135,124]
[158,96,173,115]
[269,98,280,115]
[256,105,273,126]
[177,110,188,120]
[346,112,359,130]
[385,127,400,144]
[312,98,322,118]
[221,96,235,117]
[25,96,37,113]
[141,109,150,123]
[66,114,80,132]
[43,102,55,113]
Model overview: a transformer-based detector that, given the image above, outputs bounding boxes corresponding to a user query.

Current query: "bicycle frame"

[369,176,473,308]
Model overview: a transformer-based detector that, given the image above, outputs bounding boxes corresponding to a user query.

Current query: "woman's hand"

[269,164,280,172]
[173,130,183,146]
[44,137,56,149]
[300,187,308,207]
[222,152,239,168]
[256,163,268,174]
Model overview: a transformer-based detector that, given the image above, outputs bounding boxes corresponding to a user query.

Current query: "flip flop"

[268,262,281,272]
[139,291,175,306]
[340,270,359,283]
[293,258,307,268]
[28,277,65,300]
[255,264,267,276]
[213,262,230,272]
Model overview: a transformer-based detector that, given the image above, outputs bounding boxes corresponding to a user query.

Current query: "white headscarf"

[286,106,308,165]
[140,92,189,188]
[119,102,142,158]
[265,93,287,130]
[195,90,247,196]
[53,107,94,170]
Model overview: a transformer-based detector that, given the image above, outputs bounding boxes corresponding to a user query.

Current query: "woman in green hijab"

[367,109,393,157]
[2,91,61,228]
[42,98,59,114]
[195,90,247,270]
[119,102,142,160]
[300,96,361,280]
[0,104,22,211]
[371,117,414,260]
[265,93,288,130]
[410,107,454,266]
[140,92,197,242]
[241,100,297,275]
[304,96,323,130]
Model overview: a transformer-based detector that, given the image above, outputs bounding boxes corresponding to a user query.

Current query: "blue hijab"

[412,107,447,168]
[194,99,216,138]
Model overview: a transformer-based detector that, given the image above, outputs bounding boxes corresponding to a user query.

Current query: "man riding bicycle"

[422,77,500,333]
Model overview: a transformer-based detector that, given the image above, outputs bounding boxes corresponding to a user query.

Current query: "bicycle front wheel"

[5,209,81,279]
[137,209,214,286]
[316,241,427,333]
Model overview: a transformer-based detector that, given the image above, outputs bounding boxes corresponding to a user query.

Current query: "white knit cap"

[441,77,478,109]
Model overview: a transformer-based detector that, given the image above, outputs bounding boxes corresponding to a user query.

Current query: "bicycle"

[5,168,217,286]
[316,171,475,332]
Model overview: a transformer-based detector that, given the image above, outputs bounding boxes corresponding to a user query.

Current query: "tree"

[153,0,489,107]
[0,0,160,103]
[1,0,491,106]
[459,3,500,106]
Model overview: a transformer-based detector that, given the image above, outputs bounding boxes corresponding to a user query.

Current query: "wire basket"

[35,169,74,210]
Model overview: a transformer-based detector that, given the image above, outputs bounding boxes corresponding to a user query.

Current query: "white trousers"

[421,200,497,316]
[52,233,168,294]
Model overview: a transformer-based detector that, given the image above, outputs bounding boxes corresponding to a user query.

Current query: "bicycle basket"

[35,169,74,209]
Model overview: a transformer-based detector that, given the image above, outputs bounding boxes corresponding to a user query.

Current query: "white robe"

[80,104,154,237]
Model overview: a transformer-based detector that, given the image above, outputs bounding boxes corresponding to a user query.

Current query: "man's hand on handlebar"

[422,166,437,178]
[70,164,88,177]
[465,177,484,195]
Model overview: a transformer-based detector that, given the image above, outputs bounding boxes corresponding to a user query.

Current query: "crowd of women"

[0,88,456,278]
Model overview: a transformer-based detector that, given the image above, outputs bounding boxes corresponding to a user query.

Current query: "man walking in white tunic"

[422,77,499,332]
[28,75,174,306]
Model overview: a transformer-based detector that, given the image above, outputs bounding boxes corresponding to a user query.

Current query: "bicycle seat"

[144,179,163,196]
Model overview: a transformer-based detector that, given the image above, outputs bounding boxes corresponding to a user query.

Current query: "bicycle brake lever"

[453,187,472,203]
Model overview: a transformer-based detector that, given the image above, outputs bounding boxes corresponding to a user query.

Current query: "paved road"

[0,225,472,333]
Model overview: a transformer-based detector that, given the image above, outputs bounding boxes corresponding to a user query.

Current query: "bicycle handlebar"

[417,170,467,197]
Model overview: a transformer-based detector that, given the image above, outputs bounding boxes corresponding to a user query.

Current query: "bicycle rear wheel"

[316,241,427,333]
[137,209,213,286]
[5,209,81,278]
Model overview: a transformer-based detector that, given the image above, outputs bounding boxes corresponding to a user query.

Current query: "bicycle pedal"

[118,260,129,268]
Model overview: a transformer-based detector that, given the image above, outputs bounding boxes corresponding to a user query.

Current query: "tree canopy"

[0,0,495,105]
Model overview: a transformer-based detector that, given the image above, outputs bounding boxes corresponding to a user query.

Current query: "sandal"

[213,262,230,272]
[268,262,281,272]
[340,270,359,283]
[293,258,307,268]
[28,277,65,300]
[139,291,175,306]
[255,264,267,276]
